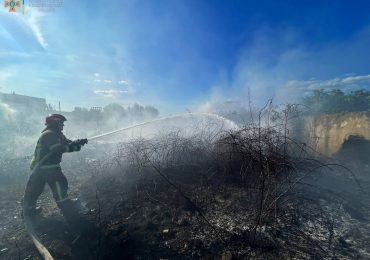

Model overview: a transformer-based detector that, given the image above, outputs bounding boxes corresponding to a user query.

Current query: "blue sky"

[1,0,370,114]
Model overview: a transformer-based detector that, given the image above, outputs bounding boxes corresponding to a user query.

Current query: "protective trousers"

[23,167,89,233]
[24,166,69,211]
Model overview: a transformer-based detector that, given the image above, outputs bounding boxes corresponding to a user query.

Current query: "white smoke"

[195,25,370,112]
[0,102,15,121]
[0,101,43,158]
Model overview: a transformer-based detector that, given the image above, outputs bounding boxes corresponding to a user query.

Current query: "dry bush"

[84,104,360,259]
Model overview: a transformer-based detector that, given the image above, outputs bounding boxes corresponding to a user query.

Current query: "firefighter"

[23,114,88,227]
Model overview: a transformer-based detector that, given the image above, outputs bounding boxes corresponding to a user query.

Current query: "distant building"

[0,91,47,114]
[90,106,103,112]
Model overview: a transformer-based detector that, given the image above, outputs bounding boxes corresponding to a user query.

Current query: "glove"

[68,139,87,152]
[69,142,81,152]
[74,139,88,146]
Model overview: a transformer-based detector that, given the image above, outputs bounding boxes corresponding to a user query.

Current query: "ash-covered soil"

[1,137,370,260]
[75,165,370,260]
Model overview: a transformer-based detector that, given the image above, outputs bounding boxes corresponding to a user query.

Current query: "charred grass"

[1,107,369,259]
[78,107,368,259]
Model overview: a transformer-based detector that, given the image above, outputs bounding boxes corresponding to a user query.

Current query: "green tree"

[302,88,370,114]
[103,103,126,119]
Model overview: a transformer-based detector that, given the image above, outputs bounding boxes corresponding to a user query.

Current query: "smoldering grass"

[79,104,362,259]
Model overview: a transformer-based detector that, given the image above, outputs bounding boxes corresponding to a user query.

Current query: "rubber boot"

[57,199,95,235]
[21,198,43,219]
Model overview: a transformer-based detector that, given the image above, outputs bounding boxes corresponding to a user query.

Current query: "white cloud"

[287,74,370,90]
[118,80,129,85]
[104,79,113,83]
[93,89,129,98]
[94,79,101,82]
[94,73,100,77]
[341,74,370,84]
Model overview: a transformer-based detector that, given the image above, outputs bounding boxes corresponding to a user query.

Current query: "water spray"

[87,112,239,141]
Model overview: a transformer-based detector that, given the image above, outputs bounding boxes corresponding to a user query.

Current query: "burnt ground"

[1,146,370,259]
[0,156,89,260]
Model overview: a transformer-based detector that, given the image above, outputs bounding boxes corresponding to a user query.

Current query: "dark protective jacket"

[30,128,81,170]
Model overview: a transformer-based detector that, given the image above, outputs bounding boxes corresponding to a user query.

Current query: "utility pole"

[58,101,60,112]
